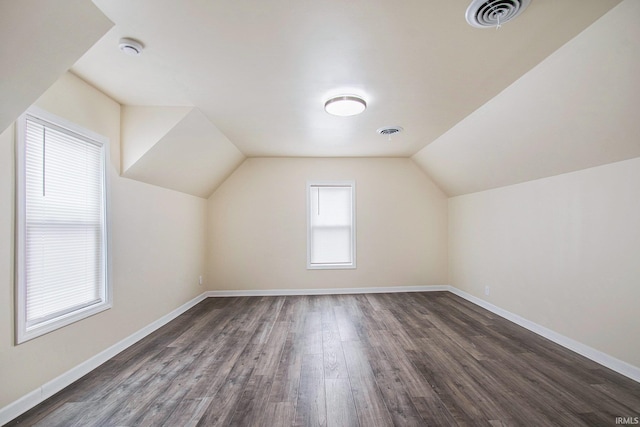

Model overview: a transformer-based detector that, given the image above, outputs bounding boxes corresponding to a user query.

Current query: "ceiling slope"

[121,105,192,172]
[74,0,619,158]
[413,0,640,197]
[0,0,112,133]
[122,107,245,198]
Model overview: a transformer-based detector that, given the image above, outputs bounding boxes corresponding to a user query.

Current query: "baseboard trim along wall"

[447,287,640,384]
[2,285,638,424]
[205,285,449,297]
[0,293,208,426]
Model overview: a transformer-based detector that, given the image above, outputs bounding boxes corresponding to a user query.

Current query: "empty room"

[1,0,639,425]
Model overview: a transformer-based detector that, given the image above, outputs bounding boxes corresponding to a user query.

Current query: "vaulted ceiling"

[0,0,111,134]
[4,0,638,198]
[413,0,640,195]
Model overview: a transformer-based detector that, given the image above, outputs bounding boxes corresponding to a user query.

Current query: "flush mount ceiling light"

[466,0,531,29]
[324,95,367,117]
[118,38,144,56]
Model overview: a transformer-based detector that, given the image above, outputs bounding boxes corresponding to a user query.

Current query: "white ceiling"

[413,0,640,196]
[4,0,634,198]
[122,107,245,198]
[73,0,620,160]
[0,0,112,133]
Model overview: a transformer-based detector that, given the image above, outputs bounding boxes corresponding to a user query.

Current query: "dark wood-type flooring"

[6,292,640,426]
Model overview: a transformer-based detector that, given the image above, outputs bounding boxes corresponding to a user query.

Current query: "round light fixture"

[118,38,144,56]
[324,95,367,117]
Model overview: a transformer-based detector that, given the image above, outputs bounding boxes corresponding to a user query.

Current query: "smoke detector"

[118,38,144,56]
[466,0,531,29]
[377,126,403,140]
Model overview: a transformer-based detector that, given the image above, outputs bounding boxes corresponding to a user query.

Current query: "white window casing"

[15,107,111,343]
[307,180,356,270]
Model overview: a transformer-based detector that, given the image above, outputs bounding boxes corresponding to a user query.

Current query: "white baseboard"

[205,285,449,297]
[0,292,208,426]
[447,286,640,383]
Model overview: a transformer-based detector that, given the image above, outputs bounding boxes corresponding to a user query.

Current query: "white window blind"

[307,181,356,269]
[16,108,111,343]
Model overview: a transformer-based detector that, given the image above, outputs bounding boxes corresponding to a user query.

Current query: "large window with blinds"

[307,181,356,269]
[15,107,111,343]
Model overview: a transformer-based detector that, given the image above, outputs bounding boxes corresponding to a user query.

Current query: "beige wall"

[206,157,448,291]
[449,157,640,368]
[0,73,207,408]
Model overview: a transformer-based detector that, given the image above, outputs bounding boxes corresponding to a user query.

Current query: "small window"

[15,107,111,343]
[307,181,356,269]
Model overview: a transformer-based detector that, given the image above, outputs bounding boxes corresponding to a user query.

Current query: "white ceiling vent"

[377,126,403,140]
[466,0,531,29]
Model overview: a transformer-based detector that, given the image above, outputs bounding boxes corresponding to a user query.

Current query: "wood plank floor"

[6,292,640,426]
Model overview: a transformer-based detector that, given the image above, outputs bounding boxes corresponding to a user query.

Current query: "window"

[15,107,111,343]
[307,181,356,269]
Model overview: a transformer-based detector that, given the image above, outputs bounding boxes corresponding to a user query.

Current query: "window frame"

[306,180,356,270]
[15,106,112,344]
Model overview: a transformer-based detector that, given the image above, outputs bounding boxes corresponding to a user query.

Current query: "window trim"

[15,106,112,344]
[306,180,356,270]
